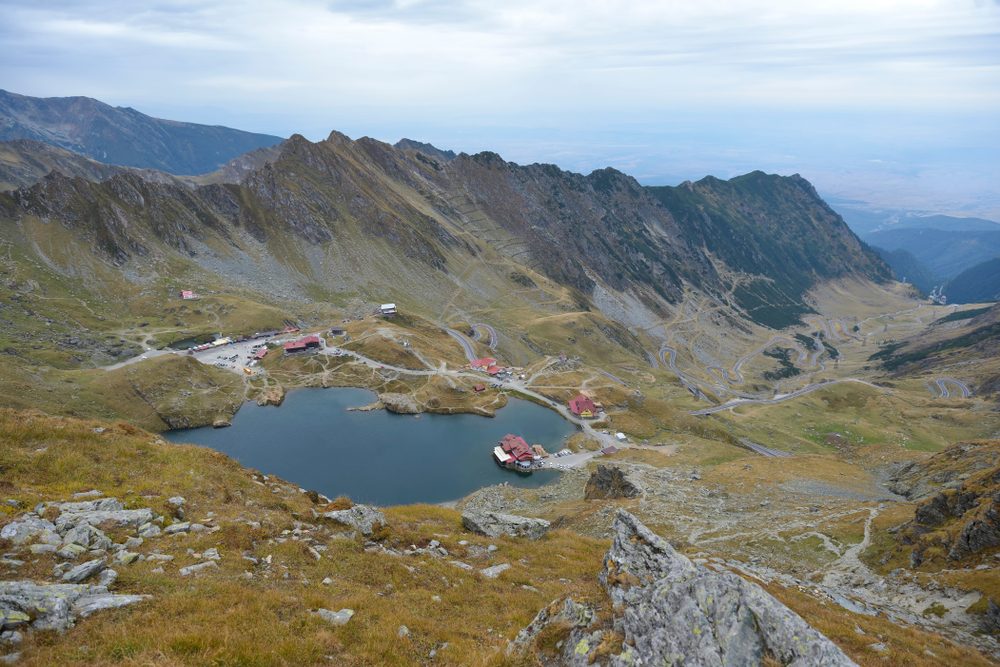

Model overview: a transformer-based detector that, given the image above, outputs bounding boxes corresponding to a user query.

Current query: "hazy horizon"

[2,0,998,218]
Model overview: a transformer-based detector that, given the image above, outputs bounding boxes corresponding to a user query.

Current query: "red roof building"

[283,335,321,353]
[253,348,268,360]
[282,325,301,334]
[568,394,597,418]
[499,434,534,462]
[471,357,496,370]
[486,365,502,376]
[473,383,486,393]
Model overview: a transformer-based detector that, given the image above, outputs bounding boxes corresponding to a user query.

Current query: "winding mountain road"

[690,378,888,415]
[445,328,478,363]
[471,323,498,350]
[928,377,972,399]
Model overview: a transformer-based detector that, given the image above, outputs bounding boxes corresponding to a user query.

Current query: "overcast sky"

[2,0,999,216]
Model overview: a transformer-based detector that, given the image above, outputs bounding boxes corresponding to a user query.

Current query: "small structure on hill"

[179,289,199,300]
[329,326,346,336]
[568,394,598,418]
[283,335,321,353]
[379,303,398,316]
[473,383,487,393]
[281,325,301,334]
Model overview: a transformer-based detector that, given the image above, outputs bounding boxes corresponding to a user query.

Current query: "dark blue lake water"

[165,387,574,505]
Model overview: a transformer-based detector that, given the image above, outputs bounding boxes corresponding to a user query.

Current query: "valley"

[0,106,999,666]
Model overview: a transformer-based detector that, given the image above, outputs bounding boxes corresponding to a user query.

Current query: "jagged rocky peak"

[394,138,456,162]
[510,510,856,666]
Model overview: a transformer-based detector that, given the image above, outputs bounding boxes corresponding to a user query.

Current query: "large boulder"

[322,505,386,537]
[378,393,420,415]
[0,581,146,632]
[584,465,640,500]
[0,516,60,547]
[461,510,550,540]
[509,510,856,666]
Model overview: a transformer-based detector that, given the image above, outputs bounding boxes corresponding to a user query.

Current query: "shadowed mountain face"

[863,227,1000,281]
[946,258,1000,304]
[648,173,891,327]
[0,132,888,330]
[0,90,283,175]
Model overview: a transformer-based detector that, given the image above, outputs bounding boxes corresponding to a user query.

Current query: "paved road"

[690,378,888,416]
[471,323,498,350]
[738,438,792,458]
[929,377,972,399]
[596,369,628,386]
[445,328,478,363]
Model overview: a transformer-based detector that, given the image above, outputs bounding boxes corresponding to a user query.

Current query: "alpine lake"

[165,387,576,505]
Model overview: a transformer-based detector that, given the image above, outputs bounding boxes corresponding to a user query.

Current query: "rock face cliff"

[889,441,1000,565]
[510,510,856,666]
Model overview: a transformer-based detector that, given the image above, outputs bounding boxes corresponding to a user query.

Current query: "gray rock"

[55,508,154,531]
[73,592,148,618]
[480,563,511,579]
[113,551,139,566]
[27,545,56,555]
[461,510,550,540]
[0,630,21,646]
[584,465,641,500]
[179,561,218,576]
[61,524,113,552]
[0,581,146,632]
[62,558,106,583]
[0,652,20,664]
[0,516,60,546]
[167,496,186,508]
[510,510,856,666]
[398,624,410,638]
[164,522,191,535]
[315,608,354,626]
[202,548,221,561]
[71,490,103,499]
[97,569,118,588]
[322,505,386,537]
[137,523,161,538]
[55,544,87,560]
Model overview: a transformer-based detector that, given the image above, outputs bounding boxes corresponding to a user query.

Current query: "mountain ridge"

[0,89,284,175]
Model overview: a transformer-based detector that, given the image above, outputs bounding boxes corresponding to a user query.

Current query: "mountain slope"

[945,258,1000,304]
[0,134,888,336]
[0,90,283,175]
[863,227,1000,280]
[872,246,939,295]
[647,172,891,327]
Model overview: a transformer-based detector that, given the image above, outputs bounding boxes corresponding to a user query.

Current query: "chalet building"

[253,348,268,360]
[283,335,321,353]
[179,290,199,300]
[493,433,537,470]
[568,394,598,418]
[380,303,398,316]
[470,357,496,371]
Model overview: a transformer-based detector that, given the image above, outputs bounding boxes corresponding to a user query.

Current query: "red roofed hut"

[568,394,597,418]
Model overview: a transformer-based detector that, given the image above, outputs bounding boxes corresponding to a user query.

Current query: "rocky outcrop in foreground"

[584,465,640,500]
[510,510,855,666]
[461,510,550,540]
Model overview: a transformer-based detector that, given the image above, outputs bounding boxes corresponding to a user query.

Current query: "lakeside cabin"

[493,434,539,471]
[568,394,598,418]
[283,335,321,354]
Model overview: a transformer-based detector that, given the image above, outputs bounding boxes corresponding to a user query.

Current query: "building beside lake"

[283,335,321,353]
[493,433,537,470]
[568,394,597,418]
